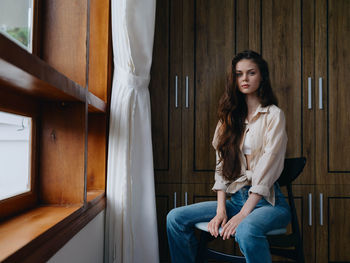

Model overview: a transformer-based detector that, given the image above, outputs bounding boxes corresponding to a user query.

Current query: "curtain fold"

[105,0,159,262]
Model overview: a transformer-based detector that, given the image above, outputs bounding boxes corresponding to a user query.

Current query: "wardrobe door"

[279,185,316,263]
[150,0,182,184]
[315,1,350,260]
[260,0,315,185]
[315,185,350,263]
[155,184,182,263]
[315,0,350,185]
[182,0,237,184]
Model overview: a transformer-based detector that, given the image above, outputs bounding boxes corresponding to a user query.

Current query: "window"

[0,111,32,201]
[0,0,110,260]
[0,0,34,52]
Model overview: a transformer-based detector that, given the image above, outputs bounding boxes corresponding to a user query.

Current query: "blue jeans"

[166,183,291,263]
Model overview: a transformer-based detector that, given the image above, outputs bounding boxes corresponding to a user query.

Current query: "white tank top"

[242,129,252,155]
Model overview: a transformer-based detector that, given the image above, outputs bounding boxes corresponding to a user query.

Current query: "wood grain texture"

[248,0,261,53]
[87,114,106,192]
[40,102,85,205]
[236,0,249,52]
[41,0,87,87]
[0,35,86,102]
[150,0,170,172]
[327,0,350,172]
[262,0,302,159]
[301,0,316,186]
[182,0,236,184]
[155,184,182,262]
[88,0,110,101]
[150,0,183,184]
[32,0,41,56]
[86,190,104,203]
[328,199,350,261]
[315,0,328,185]
[316,185,350,263]
[316,0,350,184]
[280,185,316,263]
[0,205,81,262]
[0,197,105,263]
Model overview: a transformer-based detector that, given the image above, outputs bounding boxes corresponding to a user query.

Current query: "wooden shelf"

[86,190,105,203]
[88,92,107,113]
[0,34,107,113]
[0,34,85,102]
[0,196,106,263]
[0,205,82,262]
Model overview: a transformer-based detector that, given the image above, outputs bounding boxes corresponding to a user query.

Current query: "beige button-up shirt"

[212,104,288,206]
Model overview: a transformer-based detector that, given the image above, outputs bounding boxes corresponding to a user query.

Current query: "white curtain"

[105,0,159,262]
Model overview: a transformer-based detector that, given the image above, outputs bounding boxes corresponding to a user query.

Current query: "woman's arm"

[221,192,262,240]
[208,190,228,238]
[216,189,227,214]
[249,109,287,202]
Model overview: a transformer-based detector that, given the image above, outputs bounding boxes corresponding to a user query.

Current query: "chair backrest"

[277,157,307,187]
[269,157,307,263]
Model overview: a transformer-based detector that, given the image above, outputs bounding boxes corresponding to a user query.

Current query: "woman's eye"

[236,73,242,77]
[249,71,255,75]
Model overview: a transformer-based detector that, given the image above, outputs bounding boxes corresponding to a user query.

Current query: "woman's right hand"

[207,211,227,238]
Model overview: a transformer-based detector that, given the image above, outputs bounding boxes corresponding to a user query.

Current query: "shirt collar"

[244,104,269,124]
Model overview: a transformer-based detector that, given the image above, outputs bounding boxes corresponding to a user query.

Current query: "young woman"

[166,50,291,263]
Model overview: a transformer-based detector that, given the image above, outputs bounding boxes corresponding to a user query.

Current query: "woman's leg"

[166,200,240,263]
[234,186,291,263]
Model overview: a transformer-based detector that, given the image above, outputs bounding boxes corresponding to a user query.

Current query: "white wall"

[48,211,105,263]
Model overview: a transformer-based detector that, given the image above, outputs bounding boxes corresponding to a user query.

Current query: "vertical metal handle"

[175,75,178,108]
[320,193,324,226]
[308,77,312,109]
[319,77,323,109]
[185,76,189,108]
[174,192,177,208]
[185,192,188,206]
[308,193,312,226]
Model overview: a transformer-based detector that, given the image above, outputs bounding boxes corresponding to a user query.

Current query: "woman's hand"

[221,212,246,240]
[208,211,227,238]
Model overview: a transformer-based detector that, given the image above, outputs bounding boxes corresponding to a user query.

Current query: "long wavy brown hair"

[216,50,278,182]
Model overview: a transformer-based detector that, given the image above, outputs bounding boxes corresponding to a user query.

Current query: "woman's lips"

[242,84,249,88]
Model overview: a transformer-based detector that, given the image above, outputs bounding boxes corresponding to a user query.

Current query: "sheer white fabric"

[105,0,159,262]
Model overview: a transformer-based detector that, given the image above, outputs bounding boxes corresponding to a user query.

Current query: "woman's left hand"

[221,212,246,240]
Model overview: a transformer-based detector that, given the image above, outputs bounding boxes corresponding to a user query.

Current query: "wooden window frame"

[0,100,38,220]
[0,0,112,260]
[0,0,40,220]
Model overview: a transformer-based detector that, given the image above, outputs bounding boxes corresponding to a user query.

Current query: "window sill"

[0,193,105,263]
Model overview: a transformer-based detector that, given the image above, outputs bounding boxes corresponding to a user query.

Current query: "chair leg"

[195,231,213,263]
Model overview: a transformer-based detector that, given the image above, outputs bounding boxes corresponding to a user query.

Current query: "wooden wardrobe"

[150,1,350,262]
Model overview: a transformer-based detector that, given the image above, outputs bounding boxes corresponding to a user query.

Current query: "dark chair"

[195,157,306,263]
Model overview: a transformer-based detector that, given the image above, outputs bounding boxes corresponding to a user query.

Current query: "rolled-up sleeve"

[249,110,288,199]
[211,121,229,192]
[212,150,229,191]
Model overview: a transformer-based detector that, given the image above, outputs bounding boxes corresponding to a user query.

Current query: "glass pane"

[0,111,32,201]
[0,0,33,52]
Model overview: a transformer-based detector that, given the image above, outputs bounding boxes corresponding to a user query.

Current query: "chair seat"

[195,222,287,236]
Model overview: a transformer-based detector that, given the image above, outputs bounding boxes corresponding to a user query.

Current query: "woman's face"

[235,59,262,96]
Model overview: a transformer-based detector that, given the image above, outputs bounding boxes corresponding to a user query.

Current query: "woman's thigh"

[167,199,241,228]
[239,203,291,234]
